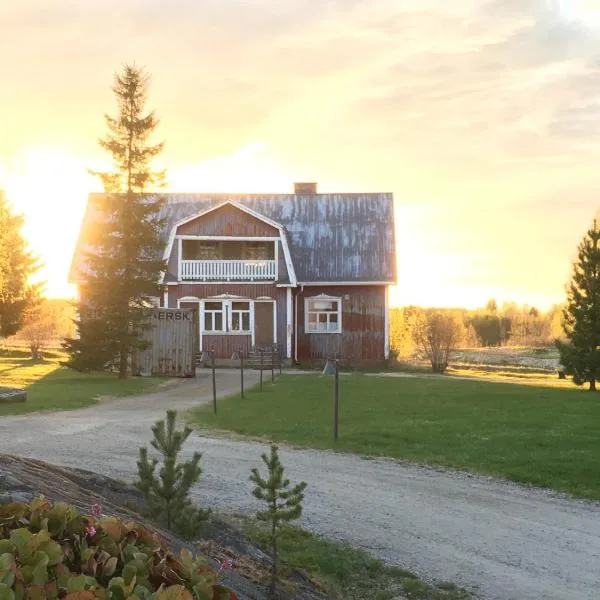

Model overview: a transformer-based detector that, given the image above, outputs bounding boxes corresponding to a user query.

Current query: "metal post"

[260,349,264,392]
[211,345,217,415]
[271,345,275,383]
[333,359,339,441]
[279,346,282,375]
[240,346,245,399]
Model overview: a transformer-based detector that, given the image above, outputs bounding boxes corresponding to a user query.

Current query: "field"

[0,353,162,415]
[189,372,600,500]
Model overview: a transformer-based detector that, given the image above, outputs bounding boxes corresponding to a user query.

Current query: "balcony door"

[254,301,275,347]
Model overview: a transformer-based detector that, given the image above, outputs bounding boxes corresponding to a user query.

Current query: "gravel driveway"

[1,370,599,600]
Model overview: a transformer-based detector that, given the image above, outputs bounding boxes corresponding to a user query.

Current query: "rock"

[0,454,326,600]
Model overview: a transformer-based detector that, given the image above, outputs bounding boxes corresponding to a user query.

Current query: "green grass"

[0,357,163,415]
[242,520,471,600]
[189,373,600,499]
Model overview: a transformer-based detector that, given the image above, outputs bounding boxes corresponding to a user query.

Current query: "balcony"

[180,259,277,281]
[179,239,277,281]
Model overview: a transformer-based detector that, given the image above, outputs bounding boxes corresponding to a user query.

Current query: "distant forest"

[390,300,564,357]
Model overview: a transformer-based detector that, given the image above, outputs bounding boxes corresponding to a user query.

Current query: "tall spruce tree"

[65,65,166,377]
[0,191,38,340]
[557,219,600,391]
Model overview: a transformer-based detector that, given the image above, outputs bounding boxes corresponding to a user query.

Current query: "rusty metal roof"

[70,192,396,284]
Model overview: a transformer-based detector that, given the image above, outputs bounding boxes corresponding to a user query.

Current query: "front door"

[254,301,274,347]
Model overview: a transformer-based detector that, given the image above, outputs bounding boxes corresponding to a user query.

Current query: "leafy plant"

[0,497,235,600]
[135,410,210,539]
[249,444,306,599]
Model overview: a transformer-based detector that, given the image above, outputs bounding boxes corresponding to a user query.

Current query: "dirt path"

[1,370,599,600]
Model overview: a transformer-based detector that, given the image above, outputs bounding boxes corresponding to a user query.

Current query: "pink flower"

[86,526,97,538]
[217,559,233,574]
[91,504,102,518]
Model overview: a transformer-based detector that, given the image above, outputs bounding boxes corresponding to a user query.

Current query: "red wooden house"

[70,183,396,364]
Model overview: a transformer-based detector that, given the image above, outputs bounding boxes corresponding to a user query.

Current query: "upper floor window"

[305,296,342,333]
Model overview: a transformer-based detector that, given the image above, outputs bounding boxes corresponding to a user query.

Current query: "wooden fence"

[136,308,197,377]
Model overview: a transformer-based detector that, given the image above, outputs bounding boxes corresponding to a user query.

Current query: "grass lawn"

[0,356,163,416]
[189,373,600,500]
[238,519,470,600]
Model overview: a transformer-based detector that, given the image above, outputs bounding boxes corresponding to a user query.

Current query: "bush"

[0,498,236,600]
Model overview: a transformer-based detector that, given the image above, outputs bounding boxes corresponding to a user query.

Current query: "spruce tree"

[64,65,166,377]
[0,191,38,340]
[250,445,306,599]
[135,410,210,538]
[557,219,600,391]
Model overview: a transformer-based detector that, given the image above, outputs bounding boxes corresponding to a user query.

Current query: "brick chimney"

[294,182,318,194]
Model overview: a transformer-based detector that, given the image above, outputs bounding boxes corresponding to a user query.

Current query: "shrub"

[0,497,235,600]
[135,411,210,540]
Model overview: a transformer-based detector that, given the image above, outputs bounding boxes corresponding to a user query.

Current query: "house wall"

[167,283,287,358]
[177,204,279,237]
[295,285,387,363]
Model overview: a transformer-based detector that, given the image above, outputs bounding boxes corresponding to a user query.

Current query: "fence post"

[333,359,339,441]
[211,345,217,415]
[240,346,245,399]
[271,345,275,383]
[259,348,264,392]
[279,345,282,375]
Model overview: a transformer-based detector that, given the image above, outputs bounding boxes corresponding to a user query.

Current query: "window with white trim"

[203,301,224,332]
[202,300,252,334]
[305,296,342,333]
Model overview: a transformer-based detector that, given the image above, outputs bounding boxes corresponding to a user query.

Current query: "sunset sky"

[2,0,600,308]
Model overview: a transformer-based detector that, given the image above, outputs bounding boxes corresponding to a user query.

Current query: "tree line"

[390,301,564,358]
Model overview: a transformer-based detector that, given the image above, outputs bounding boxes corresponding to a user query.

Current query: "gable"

[176,203,279,237]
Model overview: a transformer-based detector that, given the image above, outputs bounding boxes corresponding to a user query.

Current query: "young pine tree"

[250,444,306,599]
[135,410,210,539]
[557,219,600,391]
[64,64,166,378]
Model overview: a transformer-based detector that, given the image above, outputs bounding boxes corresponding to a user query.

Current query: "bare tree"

[412,310,461,373]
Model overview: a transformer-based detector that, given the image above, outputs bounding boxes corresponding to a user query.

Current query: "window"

[305,296,342,333]
[203,301,224,332]
[230,302,251,332]
[202,300,252,333]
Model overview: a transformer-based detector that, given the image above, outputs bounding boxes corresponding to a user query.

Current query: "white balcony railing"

[180,259,277,281]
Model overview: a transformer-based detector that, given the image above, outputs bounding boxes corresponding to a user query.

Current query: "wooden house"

[70,183,396,364]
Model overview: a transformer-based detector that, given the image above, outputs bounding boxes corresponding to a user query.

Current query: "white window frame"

[305,295,342,334]
[200,299,253,335]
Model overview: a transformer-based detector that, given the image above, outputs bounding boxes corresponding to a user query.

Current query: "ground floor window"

[201,299,252,334]
[305,295,342,333]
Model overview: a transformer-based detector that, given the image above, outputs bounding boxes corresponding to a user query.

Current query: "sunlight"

[168,143,294,193]
[2,146,99,298]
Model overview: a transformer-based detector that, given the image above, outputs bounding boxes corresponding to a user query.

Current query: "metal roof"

[70,192,396,284]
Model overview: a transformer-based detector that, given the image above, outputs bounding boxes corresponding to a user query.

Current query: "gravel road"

[1,370,599,600]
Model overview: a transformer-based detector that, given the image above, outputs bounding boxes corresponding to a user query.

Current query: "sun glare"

[557,0,600,25]
[2,147,99,298]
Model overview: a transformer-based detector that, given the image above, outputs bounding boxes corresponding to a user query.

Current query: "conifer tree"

[135,410,210,539]
[250,444,306,599]
[557,219,600,391]
[0,191,38,340]
[64,65,166,377]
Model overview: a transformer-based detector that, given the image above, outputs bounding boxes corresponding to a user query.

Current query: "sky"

[1,0,600,308]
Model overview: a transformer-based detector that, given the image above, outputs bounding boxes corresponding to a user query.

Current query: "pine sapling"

[250,444,307,599]
[135,410,210,538]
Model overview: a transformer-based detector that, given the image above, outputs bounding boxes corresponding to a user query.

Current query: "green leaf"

[67,575,88,593]
[0,585,15,600]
